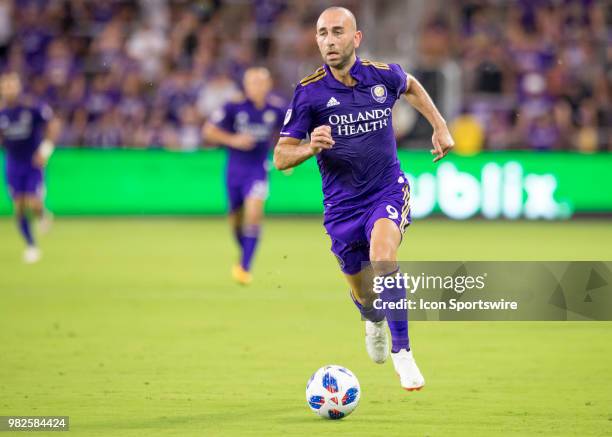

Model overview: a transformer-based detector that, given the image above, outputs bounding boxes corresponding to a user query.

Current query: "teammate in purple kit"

[204,67,285,285]
[0,72,60,263]
[274,8,454,390]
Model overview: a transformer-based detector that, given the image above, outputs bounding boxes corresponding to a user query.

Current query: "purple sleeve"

[210,103,235,133]
[279,85,312,139]
[388,63,409,100]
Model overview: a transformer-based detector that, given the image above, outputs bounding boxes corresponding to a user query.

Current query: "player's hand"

[431,126,454,163]
[309,125,334,155]
[231,133,256,150]
[32,152,47,168]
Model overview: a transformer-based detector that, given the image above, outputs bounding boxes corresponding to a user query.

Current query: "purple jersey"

[0,103,52,163]
[280,58,408,212]
[211,98,285,179]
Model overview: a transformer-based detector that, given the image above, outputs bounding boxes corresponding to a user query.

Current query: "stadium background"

[1,1,611,436]
[0,0,610,217]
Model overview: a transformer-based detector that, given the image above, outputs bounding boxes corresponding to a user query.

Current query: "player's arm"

[273,125,334,171]
[403,74,454,162]
[33,116,61,168]
[202,122,255,151]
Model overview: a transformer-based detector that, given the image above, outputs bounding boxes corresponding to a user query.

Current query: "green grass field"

[0,218,611,436]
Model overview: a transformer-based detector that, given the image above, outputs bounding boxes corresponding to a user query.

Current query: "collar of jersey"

[322,57,363,90]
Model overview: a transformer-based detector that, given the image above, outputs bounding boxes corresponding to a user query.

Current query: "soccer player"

[274,8,454,390]
[0,72,60,263]
[204,67,285,285]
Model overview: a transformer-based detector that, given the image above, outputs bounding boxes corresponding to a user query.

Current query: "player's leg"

[13,196,33,246]
[344,267,390,364]
[227,180,250,284]
[325,212,391,364]
[22,169,46,262]
[27,180,53,234]
[13,195,40,263]
[240,194,264,273]
[27,194,49,232]
[369,217,407,351]
[24,168,46,257]
[229,207,244,250]
[345,265,383,321]
[324,210,391,362]
[231,178,267,284]
[368,189,424,390]
[6,165,40,262]
[370,218,424,390]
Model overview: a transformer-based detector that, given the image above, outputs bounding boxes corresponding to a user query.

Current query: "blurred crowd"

[0,0,609,152]
[434,0,611,152]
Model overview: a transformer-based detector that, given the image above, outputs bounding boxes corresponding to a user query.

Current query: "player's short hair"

[318,6,357,30]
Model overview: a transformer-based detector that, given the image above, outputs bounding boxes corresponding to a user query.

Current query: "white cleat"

[23,246,41,264]
[365,320,389,364]
[392,349,425,391]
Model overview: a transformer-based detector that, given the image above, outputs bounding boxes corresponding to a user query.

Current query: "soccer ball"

[305,365,361,420]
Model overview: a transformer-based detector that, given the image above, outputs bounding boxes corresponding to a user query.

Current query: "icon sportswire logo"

[326,97,340,107]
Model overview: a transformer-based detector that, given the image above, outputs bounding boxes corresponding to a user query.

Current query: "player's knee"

[27,198,42,213]
[243,202,263,226]
[13,199,26,216]
[243,210,262,226]
[370,245,395,263]
[369,245,397,275]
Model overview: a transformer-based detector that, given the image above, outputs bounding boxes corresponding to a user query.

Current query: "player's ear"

[354,30,362,49]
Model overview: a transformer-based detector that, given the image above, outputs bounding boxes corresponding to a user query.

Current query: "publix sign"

[3,150,609,216]
[405,162,572,220]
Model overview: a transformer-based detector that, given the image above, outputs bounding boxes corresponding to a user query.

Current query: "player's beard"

[326,44,354,70]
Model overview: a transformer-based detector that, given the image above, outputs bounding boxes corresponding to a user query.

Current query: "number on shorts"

[386,205,398,220]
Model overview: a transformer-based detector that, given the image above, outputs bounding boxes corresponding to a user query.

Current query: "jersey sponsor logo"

[236,111,249,124]
[233,110,275,141]
[328,108,392,136]
[283,109,292,126]
[1,109,33,140]
[371,84,387,103]
[326,96,340,107]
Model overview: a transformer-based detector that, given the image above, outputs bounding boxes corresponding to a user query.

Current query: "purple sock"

[240,225,260,271]
[379,269,410,353]
[350,290,385,322]
[18,215,34,246]
[233,226,244,249]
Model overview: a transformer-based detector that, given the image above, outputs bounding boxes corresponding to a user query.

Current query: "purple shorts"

[5,160,43,199]
[226,176,269,212]
[323,179,411,275]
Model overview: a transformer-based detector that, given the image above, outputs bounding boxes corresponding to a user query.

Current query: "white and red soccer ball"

[305,365,361,419]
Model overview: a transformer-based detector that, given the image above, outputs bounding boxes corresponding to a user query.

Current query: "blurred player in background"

[274,8,454,390]
[204,67,285,285]
[0,72,60,263]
